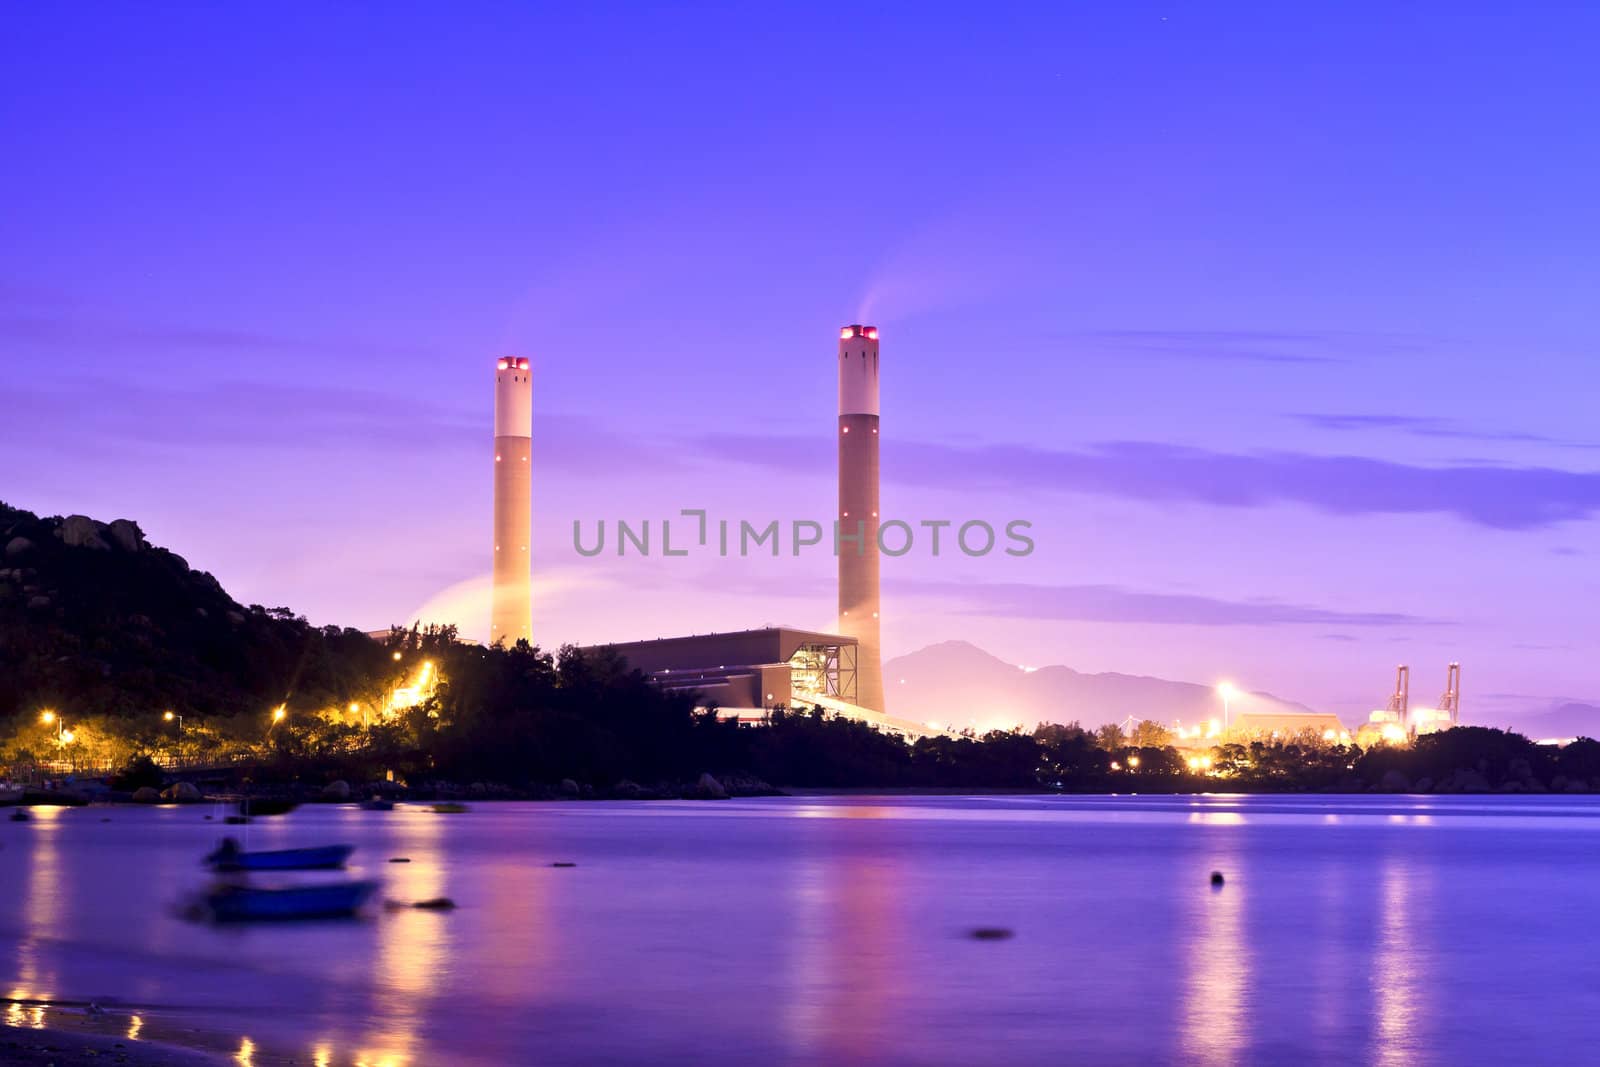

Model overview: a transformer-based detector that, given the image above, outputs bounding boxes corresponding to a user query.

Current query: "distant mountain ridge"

[883,639,1316,732]
[1492,702,1600,741]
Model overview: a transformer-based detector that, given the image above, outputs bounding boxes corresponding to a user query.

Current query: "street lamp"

[1217,682,1237,735]
[164,710,184,762]
[40,710,68,746]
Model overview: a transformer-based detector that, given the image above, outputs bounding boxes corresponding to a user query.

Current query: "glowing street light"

[392,651,403,662]
[40,710,69,748]
[270,705,287,727]
[1217,681,1237,734]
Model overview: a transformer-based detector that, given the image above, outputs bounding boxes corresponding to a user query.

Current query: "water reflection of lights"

[784,825,903,1062]
[1186,811,1246,827]
[354,1054,408,1067]
[236,1036,256,1066]
[1374,856,1432,1066]
[362,809,450,1066]
[20,807,63,1001]
[312,1042,333,1067]
[128,1014,144,1040]
[1179,850,1250,1066]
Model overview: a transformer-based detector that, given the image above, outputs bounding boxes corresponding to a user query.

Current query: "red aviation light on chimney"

[864,327,879,340]
[840,327,855,340]
[515,358,529,370]
[497,358,510,370]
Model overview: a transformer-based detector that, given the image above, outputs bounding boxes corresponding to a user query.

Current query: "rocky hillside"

[0,501,383,723]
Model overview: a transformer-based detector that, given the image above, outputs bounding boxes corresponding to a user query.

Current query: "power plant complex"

[488,325,938,737]
[485,327,1460,744]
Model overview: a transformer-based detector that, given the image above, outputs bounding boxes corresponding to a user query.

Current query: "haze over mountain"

[1488,702,1600,741]
[884,640,1319,733]
[885,641,1600,740]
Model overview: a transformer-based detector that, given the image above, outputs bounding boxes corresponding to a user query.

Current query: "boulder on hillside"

[559,778,580,797]
[132,786,161,804]
[321,780,352,802]
[106,519,145,552]
[58,515,110,550]
[3,536,32,559]
[694,772,728,800]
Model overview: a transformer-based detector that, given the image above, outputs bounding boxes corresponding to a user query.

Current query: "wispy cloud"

[0,379,478,451]
[1295,412,1599,451]
[891,578,1432,627]
[696,433,1600,530]
[1073,329,1433,366]
[0,310,438,361]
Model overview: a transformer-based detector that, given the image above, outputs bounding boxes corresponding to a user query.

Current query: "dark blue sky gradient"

[4,4,1598,722]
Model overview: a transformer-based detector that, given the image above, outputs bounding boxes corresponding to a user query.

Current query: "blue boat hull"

[209,844,355,871]
[206,880,379,922]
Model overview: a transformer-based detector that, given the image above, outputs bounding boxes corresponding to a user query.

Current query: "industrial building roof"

[583,627,856,674]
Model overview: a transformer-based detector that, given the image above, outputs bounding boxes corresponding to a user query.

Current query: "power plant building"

[586,628,859,710]
[580,628,946,739]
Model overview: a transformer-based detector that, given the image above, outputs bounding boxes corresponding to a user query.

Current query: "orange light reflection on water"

[1179,843,1250,1066]
[784,805,904,1062]
[358,808,453,1066]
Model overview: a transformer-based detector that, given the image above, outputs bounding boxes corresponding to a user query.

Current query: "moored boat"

[203,880,378,922]
[205,839,354,871]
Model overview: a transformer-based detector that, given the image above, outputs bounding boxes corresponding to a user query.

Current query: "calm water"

[3,795,1599,1066]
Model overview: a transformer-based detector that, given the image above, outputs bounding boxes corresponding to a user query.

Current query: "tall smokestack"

[838,324,884,710]
[492,356,532,647]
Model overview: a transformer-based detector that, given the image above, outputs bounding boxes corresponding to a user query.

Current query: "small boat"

[359,797,395,811]
[205,839,354,872]
[203,880,379,922]
[430,802,470,814]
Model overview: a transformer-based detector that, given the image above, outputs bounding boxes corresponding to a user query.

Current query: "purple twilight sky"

[3,4,1599,725]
